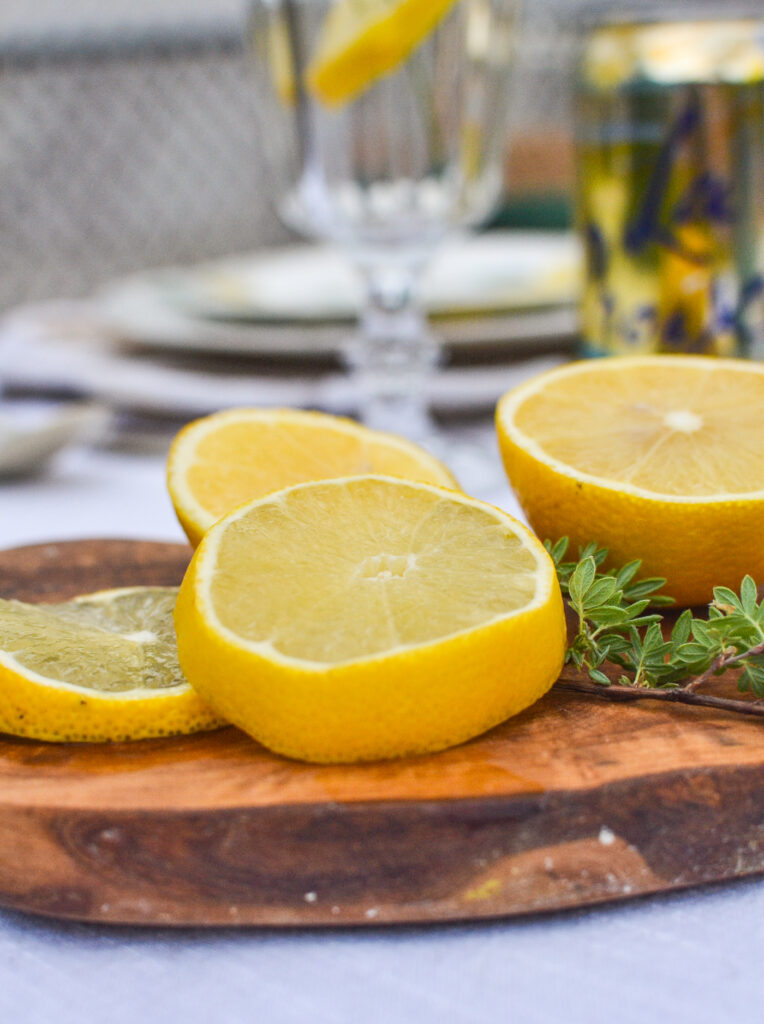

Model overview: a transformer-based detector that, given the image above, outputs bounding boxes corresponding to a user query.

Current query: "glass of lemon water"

[248,0,522,441]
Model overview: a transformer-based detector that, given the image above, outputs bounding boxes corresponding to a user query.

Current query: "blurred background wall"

[0,0,582,310]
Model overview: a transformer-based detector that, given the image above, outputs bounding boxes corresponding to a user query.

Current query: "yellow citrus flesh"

[0,588,225,742]
[167,407,459,547]
[267,14,297,106]
[175,475,565,764]
[496,355,764,607]
[306,0,460,107]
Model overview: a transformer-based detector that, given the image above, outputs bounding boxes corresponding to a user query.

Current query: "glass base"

[359,394,436,446]
[343,322,440,445]
[424,426,509,499]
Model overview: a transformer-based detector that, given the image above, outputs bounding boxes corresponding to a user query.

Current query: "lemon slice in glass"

[307,0,461,106]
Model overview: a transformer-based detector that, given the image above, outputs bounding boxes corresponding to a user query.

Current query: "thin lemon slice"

[496,355,764,606]
[167,407,458,547]
[307,0,460,107]
[0,588,225,742]
[175,475,565,764]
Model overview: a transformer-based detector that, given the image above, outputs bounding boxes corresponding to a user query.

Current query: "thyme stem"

[685,639,764,693]
[558,677,764,718]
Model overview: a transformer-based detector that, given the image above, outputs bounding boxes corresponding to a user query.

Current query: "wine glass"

[248,0,522,444]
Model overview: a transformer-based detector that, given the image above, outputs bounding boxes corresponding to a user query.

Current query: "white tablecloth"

[0,433,761,1024]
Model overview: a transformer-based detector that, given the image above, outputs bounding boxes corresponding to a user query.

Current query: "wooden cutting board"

[0,539,761,927]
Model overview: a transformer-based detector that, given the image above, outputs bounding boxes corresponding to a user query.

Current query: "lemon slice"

[496,355,764,606]
[167,407,458,547]
[0,588,225,742]
[174,475,565,763]
[263,12,297,107]
[307,0,460,107]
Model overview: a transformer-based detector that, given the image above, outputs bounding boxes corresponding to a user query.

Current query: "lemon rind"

[69,585,176,604]
[497,355,764,505]
[192,475,557,672]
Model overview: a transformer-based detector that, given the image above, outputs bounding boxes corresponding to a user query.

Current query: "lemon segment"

[175,475,565,763]
[0,588,225,742]
[266,15,297,107]
[167,407,458,547]
[496,355,764,606]
[307,0,461,107]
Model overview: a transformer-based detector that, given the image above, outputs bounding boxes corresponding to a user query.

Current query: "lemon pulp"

[0,588,224,742]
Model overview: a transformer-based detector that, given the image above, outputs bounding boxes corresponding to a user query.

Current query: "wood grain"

[0,539,761,927]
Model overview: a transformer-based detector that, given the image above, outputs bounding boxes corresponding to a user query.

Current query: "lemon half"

[497,355,764,606]
[167,407,458,547]
[175,475,565,763]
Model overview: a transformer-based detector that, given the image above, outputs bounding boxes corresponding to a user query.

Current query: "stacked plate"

[3,232,581,419]
[95,231,580,360]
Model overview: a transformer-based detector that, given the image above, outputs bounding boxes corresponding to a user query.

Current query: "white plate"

[147,231,581,322]
[94,232,581,358]
[1,326,568,420]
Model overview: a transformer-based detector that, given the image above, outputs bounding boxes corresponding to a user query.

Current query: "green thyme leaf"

[546,537,764,705]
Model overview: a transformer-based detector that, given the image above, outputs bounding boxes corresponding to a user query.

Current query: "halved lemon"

[174,475,565,764]
[0,588,225,742]
[496,355,764,606]
[307,0,460,107]
[167,407,458,547]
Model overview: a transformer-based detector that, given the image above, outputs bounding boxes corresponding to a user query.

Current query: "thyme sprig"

[545,538,764,717]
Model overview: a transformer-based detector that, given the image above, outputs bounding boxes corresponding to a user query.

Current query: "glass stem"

[345,258,440,441]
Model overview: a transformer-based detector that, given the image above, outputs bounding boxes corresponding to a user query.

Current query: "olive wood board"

[0,538,761,928]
